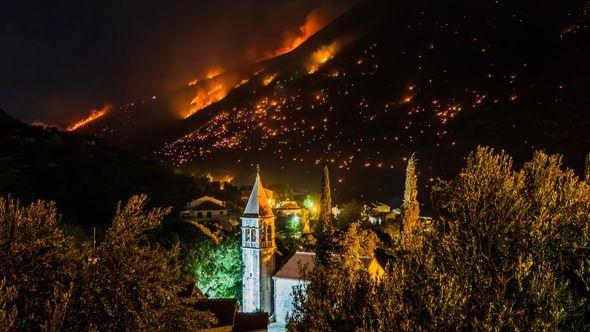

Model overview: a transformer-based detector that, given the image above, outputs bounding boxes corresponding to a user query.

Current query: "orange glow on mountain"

[206,68,224,79]
[67,105,111,131]
[188,84,227,118]
[269,7,333,58]
[263,73,278,86]
[188,67,225,86]
[185,74,250,118]
[308,41,340,74]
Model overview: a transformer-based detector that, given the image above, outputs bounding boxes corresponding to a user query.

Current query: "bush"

[289,147,590,330]
[0,195,217,330]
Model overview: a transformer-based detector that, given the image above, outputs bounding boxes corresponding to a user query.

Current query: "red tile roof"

[273,251,376,280]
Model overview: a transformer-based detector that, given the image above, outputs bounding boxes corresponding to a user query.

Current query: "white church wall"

[273,277,308,323]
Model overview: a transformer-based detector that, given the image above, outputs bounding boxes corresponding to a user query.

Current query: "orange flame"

[188,67,224,86]
[185,73,250,118]
[308,41,340,74]
[263,73,278,86]
[269,7,335,58]
[67,105,111,132]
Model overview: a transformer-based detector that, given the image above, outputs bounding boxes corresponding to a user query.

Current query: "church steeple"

[243,165,274,217]
[241,166,276,315]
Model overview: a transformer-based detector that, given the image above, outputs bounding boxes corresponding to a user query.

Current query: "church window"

[252,229,257,242]
[246,228,251,242]
[267,225,272,242]
[261,226,266,245]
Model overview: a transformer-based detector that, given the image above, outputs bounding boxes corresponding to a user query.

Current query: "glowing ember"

[67,105,111,131]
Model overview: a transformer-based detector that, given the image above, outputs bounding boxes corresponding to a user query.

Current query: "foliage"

[289,147,590,330]
[401,153,421,249]
[0,278,17,331]
[285,215,302,237]
[0,194,217,330]
[585,153,590,182]
[189,236,243,300]
[335,200,364,229]
[314,166,335,264]
[267,182,295,201]
[302,195,314,210]
[289,221,380,331]
[339,222,379,257]
[0,196,77,329]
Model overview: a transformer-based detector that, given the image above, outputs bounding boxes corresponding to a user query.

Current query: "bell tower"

[241,166,276,314]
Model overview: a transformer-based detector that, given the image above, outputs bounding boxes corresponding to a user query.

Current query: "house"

[180,196,229,223]
[274,201,303,217]
[367,202,399,224]
[272,252,384,324]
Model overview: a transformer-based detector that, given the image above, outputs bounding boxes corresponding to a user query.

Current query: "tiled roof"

[194,299,237,327]
[233,312,269,332]
[273,252,378,280]
[189,200,227,211]
[277,202,300,210]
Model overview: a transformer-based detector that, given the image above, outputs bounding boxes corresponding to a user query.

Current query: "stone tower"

[241,167,276,314]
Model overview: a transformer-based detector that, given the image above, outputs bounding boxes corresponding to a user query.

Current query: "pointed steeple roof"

[243,166,274,217]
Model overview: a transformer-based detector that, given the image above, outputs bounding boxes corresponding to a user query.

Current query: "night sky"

[0,0,353,125]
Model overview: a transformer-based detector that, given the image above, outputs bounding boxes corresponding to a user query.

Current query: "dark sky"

[0,0,353,125]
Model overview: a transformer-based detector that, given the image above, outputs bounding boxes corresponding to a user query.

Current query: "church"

[240,168,385,324]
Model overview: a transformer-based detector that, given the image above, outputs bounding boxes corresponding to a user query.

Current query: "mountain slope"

[0,109,237,227]
[79,0,590,199]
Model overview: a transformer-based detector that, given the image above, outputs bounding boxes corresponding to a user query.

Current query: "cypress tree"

[401,154,420,248]
[315,165,333,263]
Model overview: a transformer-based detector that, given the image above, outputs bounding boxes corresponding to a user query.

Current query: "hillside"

[76,0,590,200]
[0,109,238,227]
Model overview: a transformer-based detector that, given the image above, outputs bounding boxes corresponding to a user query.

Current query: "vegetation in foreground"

[0,195,216,330]
[289,147,590,331]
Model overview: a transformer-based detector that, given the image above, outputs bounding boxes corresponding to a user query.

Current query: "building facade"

[241,169,276,314]
[180,196,229,223]
[240,169,385,325]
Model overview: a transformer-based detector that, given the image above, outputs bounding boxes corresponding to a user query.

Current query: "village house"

[274,201,303,217]
[180,196,229,223]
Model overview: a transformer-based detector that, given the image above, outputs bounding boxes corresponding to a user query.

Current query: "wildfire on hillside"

[67,105,112,131]
[268,6,342,58]
[308,41,341,74]
[185,73,251,119]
